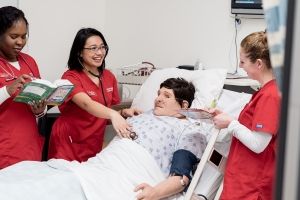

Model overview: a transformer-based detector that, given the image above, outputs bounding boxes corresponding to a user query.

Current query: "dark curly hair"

[0,6,28,36]
[160,78,195,108]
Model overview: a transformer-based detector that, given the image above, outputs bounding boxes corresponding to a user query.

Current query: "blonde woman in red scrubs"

[0,6,45,169]
[212,31,281,200]
[48,28,137,162]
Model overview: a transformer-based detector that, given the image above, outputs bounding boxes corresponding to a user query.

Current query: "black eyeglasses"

[83,45,108,53]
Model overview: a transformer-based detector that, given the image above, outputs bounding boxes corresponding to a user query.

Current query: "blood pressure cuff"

[169,149,199,180]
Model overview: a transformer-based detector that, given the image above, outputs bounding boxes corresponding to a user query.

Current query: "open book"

[14,79,74,106]
[178,108,214,121]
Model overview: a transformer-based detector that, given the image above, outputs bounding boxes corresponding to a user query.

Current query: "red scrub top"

[0,53,44,169]
[220,80,281,200]
[48,69,120,162]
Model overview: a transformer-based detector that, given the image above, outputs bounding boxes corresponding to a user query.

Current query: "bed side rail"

[184,128,220,200]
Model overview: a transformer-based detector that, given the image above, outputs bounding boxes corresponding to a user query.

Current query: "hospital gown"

[127,110,210,175]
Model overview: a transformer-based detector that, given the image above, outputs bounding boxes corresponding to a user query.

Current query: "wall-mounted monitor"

[231,0,264,15]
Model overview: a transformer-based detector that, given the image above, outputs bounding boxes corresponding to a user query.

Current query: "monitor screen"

[231,0,264,15]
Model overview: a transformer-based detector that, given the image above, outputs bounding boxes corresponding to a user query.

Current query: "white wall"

[14,0,266,81]
[19,0,106,81]
[0,0,18,7]
[105,0,266,73]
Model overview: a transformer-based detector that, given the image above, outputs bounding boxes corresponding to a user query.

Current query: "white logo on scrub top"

[106,87,113,93]
[87,91,96,96]
[256,124,263,128]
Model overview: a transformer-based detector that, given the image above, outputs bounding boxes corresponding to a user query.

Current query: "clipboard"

[178,108,214,120]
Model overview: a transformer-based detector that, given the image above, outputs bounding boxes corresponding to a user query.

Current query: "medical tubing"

[174,120,202,150]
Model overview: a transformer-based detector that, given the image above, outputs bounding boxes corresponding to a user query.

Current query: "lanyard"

[0,54,36,82]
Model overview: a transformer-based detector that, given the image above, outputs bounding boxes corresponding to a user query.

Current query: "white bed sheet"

[0,138,183,200]
[0,161,85,200]
[63,137,183,200]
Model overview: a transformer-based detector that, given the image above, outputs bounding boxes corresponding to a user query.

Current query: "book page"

[22,85,47,96]
[53,79,73,87]
[46,85,74,105]
[14,81,55,104]
[32,79,56,88]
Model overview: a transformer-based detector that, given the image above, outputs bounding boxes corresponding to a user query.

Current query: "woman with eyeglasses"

[48,28,140,162]
[0,6,45,169]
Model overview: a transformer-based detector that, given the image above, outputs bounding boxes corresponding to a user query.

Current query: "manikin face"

[0,19,27,62]
[153,87,182,116]
[81,35,107,70]
[239,48,259,80]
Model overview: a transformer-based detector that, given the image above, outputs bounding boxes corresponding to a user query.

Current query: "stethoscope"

[129,131,138,140]
[78,58,139,140]
[82,61,139,140]
[78,58,108,106]
[0,54,36,82]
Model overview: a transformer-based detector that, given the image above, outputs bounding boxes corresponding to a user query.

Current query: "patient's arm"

[134,176,189,200]
[134,149,198,200]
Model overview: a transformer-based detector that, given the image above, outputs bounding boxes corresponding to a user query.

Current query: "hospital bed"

[121,67,253,200]
[0,67,253,200]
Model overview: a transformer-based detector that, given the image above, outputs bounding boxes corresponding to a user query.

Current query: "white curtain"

[263,0,288,90]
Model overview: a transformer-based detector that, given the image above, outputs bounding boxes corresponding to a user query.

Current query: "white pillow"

[131,68,227,111]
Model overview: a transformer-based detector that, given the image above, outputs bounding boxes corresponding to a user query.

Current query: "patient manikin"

[115,77,212,200]
[0,77,212,200]
[128,110,207,175]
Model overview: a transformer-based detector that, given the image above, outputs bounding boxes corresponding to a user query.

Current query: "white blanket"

[0,138,183,200]
[62,137,183,200]
[0,161,85,200]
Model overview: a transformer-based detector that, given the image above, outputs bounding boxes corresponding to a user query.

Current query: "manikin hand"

[121,107,143,118]
[134,183,159,200]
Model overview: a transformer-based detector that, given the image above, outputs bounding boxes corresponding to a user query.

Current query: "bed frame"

[38,78,256,199]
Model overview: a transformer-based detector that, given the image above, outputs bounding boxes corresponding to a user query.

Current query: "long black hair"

[0,6,28,36]
[160,78,195,108]
[67,28,109,73]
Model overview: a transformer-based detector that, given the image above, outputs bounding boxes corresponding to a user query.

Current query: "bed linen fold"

[0,137,184,200]
[0,161,85,200]
[60,137,184,200]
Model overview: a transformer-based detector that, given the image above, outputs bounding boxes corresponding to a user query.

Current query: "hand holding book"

[14,79,74,106]
[5,74,33,96]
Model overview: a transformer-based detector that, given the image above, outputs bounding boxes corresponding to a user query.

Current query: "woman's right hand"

[110,111,132,139]
[213,112,233,129]
[6,74,32,96]
[207,107,222,116]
